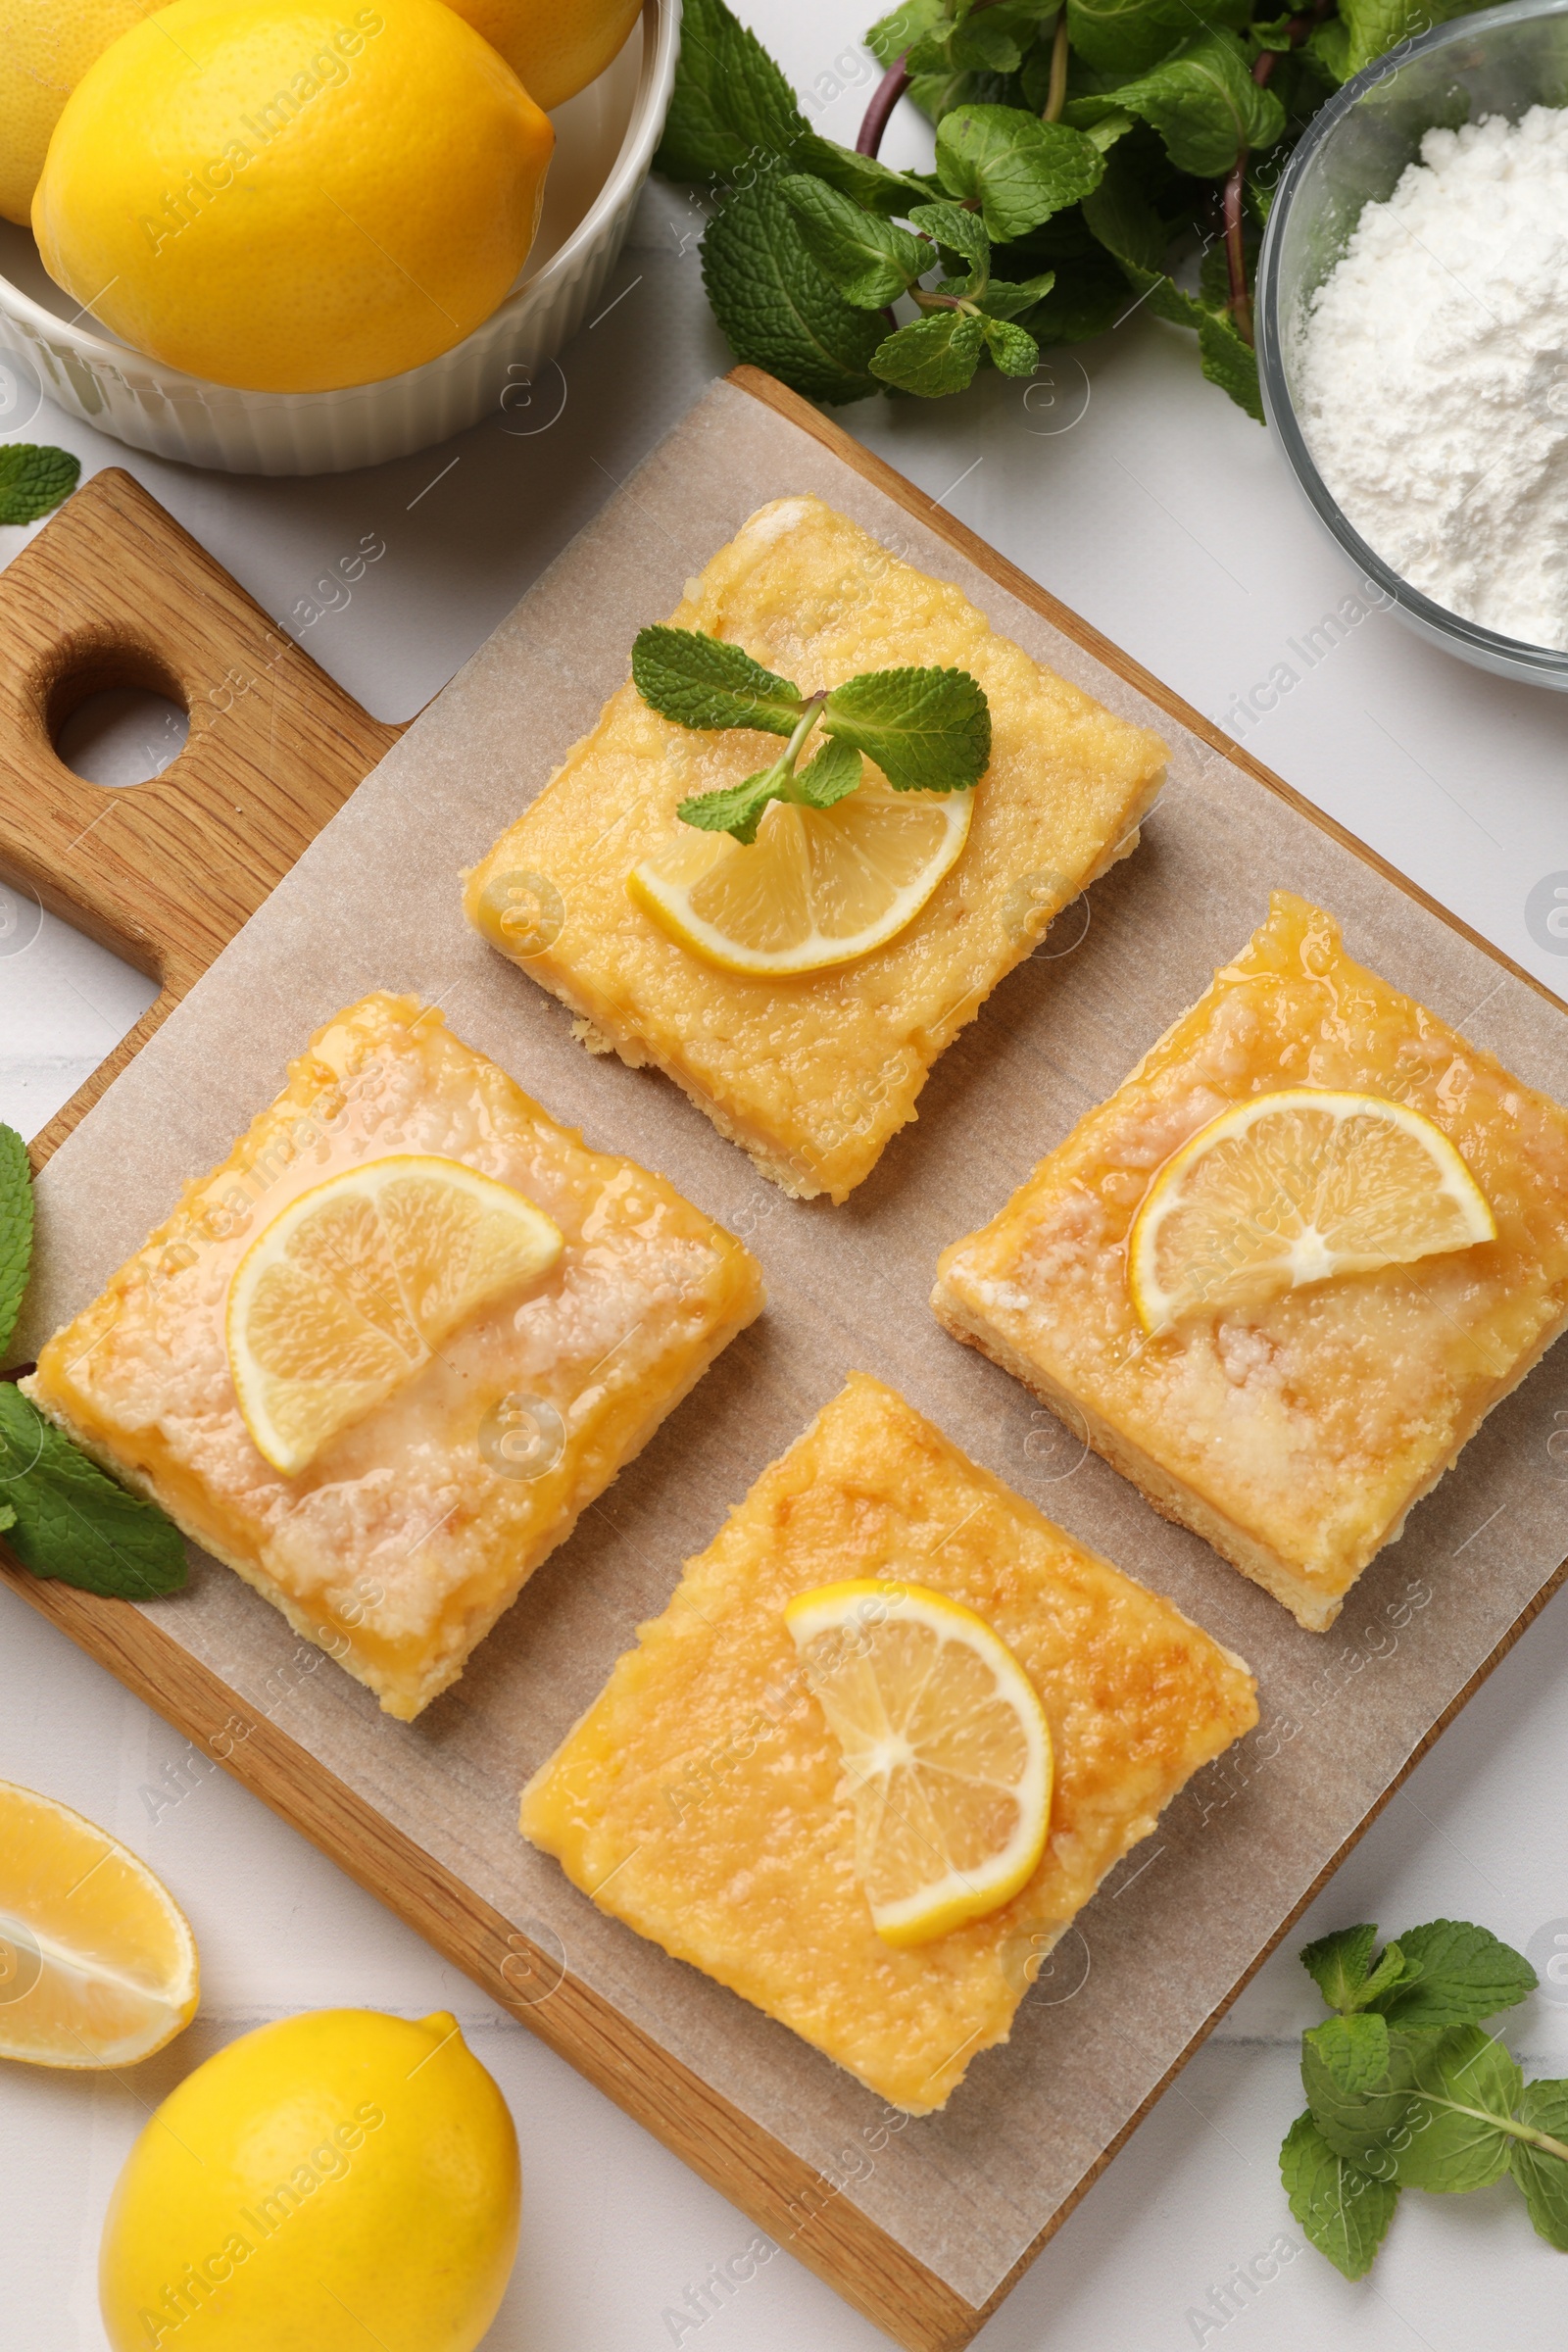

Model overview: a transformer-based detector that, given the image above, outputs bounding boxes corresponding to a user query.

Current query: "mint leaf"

[0,1123,33,1365]
[1281,2111,1398,2280]
[935,105,1104,239]
[1067,0,1251,77]
[702,175,884,406]
[1390,2027,1521,2193]
[871,309,986,396]
[676,767,784,845]
[0,446,79,527]
[1081,146,1173,273]
[1198,304,1264,420]
[1355,1942,1413,2011]
[793,131,931,218]
[1300,2022,1417,2179]
[632,625,803,736]
[1373,1920,1537,2029]
[792,733,863,809]
[1307,16,1351,78]
[907,200,991,282]
[1076,31,1286,177]
[1510,2082,1568,2250]
[823,664,991,790]
[867,0,947,67]
[0,1386,186,1598]
[0,1498,13,1535]
[781,175,926,308]
[1309,2012,1393,2093]
[1300,1923,1380,2013]
[981,270,1058,321]
[982,315,1040,375]
[1341,0,1488,77]
[654,0,806,180]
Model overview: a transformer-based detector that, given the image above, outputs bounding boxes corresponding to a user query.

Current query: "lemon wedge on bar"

[1128,1087,1495,1333]
[227,1155,562,1475]
[785,1579,1052,1947]
[628,776,972,977]
[0,1781,198,2068]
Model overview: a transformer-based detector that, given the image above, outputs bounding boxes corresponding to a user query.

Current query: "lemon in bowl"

[30,0,555,392]
[0,0,158,227]
[99,2007,520,2350]
[447,0,644,111]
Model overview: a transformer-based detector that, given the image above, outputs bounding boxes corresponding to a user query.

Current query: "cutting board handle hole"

[44,647,190,789]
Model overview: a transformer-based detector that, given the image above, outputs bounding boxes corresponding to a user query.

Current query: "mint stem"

[1421,2095,1568,2165]
[857,54,909,157]
[772,692,827,795]
[1042,9,1069,122]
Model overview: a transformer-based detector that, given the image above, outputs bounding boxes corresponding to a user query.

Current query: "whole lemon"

[31,0,554,392]
[0,0,157,225]
[444,0,642,112]
[98,2008,520,2351]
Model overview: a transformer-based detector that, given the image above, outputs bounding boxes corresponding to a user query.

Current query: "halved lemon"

[227,1155,563,1476]
[627,774,973,976]
[0,1781,198,2069]
[1128,1087,1496,1333]
[785,1579,1052,1948]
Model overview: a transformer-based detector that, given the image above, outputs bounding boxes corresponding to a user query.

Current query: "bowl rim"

[1254,0,1568,681]
[0,0,678,416]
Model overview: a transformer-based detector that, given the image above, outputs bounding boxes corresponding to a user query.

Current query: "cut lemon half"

[785,1579,1052,1948]
[627,774,973,976]
[1128,1087,1496,1333]
[0,1781,198,2069]
[227,1154,563,1476]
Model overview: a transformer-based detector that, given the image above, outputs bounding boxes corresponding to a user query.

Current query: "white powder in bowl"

[1294,104,1568,651]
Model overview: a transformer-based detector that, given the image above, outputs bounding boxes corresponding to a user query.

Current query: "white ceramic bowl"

[0,0,678,476]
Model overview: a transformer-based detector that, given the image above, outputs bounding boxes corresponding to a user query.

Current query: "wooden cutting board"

[4,369,1567,2352]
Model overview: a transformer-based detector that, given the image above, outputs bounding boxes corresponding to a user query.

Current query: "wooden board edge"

[724,368,1568,1029]
[0,1560,983,2352]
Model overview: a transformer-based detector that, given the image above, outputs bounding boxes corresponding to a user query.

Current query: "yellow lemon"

[444,0,643,111]
[99,2008,520,2352]
[31,0,555,392]
[0,0,158,225]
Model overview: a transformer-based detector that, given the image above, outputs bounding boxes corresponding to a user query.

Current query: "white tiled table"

[5,10,1568,2343]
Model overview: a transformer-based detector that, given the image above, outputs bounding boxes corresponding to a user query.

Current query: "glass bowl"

[1255,0,1568,690]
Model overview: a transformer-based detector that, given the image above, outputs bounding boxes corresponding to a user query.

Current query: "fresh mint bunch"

[0,1123,186,1598]
[631,625,991,842]
[0,445,79,526]
[656,0,1494,419]
[1281,1916,1568,2279]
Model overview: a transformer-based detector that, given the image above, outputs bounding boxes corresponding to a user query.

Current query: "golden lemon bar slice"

[24,995,763,1720]
[465,495,1168,1202]
[933,892,1568,1633]
[520,1372,1256,2113]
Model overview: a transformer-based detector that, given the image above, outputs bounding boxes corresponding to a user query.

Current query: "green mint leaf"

[1198,305,1264,422]
[1092,31,1287,177]
[791,733,864,810]
[1307,16,1352,79]
[907,200,991,283]
[1024,250,1129,345]
[1389,2025,1522,2192]
[823,664,992,790]
[1372,1919,1538,2029]
[867,0,948,68]
[1509,2081,1568,2250]
[934,105,1103,240]
[702,176,884,406]
[1308,2013,1393,2094]
[1354,1942,1413,2012]
[676,766,784,846]
[1082,109,1138,152]
[780,175,927,308]
[1281,2111,1398,2280]
[0,1497,13,1535]
[1066,0,1251,78]
[1300,2020,1418,2179]
[632,625,803,737]
[1341,0,1489,78]
[982,315,1040,376]
[0,1386,186,1598]
[980,270,1057,321]
[0,445,79,528]
[907,66,983,122]
[0,1124,33,1366]
[871,310,987,397]
[1299,1923,1380,2013]
[653,0,806,180]
[792,131,931,218]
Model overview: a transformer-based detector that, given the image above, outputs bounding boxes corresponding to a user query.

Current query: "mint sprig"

[0,1121,187,1598]
[0,445,79,527]
[1281,1916,1568,2278]
[631,625,991,843]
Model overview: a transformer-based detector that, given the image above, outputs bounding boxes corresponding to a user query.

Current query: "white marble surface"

[4,8,1568,2344]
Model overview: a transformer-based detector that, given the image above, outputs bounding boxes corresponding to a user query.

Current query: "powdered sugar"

[1295,105,1568,651]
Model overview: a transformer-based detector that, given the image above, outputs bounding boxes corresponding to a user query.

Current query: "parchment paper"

[22,378,1568,2317]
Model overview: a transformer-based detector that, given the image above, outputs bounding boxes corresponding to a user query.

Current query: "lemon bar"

[24,995,763,1720]
[933,892,1568,1632]
[520,1373,1256,2113]
[466,495,1168,1202]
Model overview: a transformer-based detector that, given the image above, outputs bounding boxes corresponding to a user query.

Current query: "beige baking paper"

[22,379,1568,2316]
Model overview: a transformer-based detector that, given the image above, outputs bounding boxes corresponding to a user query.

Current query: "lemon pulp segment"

[785,1578,1052,1946]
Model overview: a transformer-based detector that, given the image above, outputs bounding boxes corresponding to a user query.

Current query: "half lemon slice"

[0,1781,198,2069]
[227,1154,563,1475]
[627,774,972,977]
[785,1579,1052,1948]
[1128,1087,1495,1333]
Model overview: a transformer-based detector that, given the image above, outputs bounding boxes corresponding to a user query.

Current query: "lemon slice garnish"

[1127,1087,1496,1334]
[627,774,973,977]
[0,1781,198,2069]
[785,1579,1053,1948]
[226,1154,563,1476]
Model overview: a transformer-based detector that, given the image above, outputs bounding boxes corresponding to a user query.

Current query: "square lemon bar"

[934,892,1568,1632]
[465,495,1168,1202]
[25,995,763,1720]
[520,1372,1256,2113]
